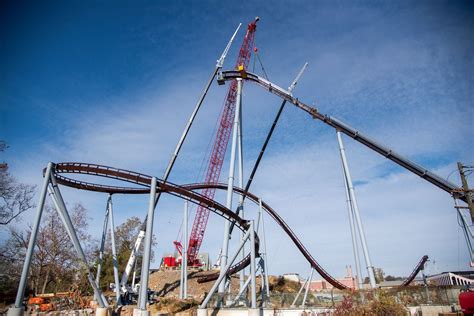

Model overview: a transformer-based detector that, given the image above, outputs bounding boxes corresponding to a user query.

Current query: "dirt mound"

[148,269,246,299]
[148,270,299,300]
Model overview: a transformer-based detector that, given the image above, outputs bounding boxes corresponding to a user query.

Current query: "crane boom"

[119,23,242,290]
[185,18,259,265]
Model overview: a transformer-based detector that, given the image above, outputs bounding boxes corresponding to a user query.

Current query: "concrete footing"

[197,308,208,316]
[7,307,24,316]
[132,308,150,316]
[96,307,112,316]
[248,308,261,316]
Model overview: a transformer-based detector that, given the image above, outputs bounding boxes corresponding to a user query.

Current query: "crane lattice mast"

[178,17,259,265]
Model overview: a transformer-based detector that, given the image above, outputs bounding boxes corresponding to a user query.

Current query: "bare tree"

[0,203,95,296]
[0,141,36,225]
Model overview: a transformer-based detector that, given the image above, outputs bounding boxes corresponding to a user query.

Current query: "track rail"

[185,183,348,289]
[217,71,465,202]
[50,162,428,290]
[401,255,429,287]
[52,163,249,232]
[49,162,348,289]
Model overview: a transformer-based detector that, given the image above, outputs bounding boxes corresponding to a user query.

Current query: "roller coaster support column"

[219,78,243,296]
[238,90,246,292]
[184,201,188,298]
[458,162,474,221]
[249,220,258,312]
[232,263,261,305]
[198,226,252,315]
[301,268,314,308]
[259,198,271,303]
[454,199,474,263]
[121,23,242,290]
[291,268,311,307]
[180,201,188,299]
[337,131,377,289]
[95,201,109,302]
[8,163,53,316]
[342,164,364,290]
[49,176,108,309]
[135,177,157,316]
[107,195,122,306]
[421,265,431,304]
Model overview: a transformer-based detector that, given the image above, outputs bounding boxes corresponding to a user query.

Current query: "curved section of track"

[184,183,348,289]
[401,255,428,287]
[50,162,348,290]
[51,163,250,232]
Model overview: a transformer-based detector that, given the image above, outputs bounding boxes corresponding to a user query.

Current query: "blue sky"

[1,1,473,280]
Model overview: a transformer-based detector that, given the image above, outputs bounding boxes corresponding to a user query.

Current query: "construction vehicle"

[173,17,259,267]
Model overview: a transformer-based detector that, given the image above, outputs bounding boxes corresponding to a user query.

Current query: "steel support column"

[291,269,311,307]
[183,201,188,298]
[258,198,271,301]
[10,162,53,313]
[96,202,109,296]
[107,195,122,305]
[219,78,243,295]
[337,131,377,289]
[301,268,314,308]
[200,226,252,309]
[342,166,364,290]
[49,177,107,307]
[249,220,257,309]
[455,202,474,263]
[237,101,246,292]
[137,177,157,312]
[180,201,188,299]
[121,24,242,291]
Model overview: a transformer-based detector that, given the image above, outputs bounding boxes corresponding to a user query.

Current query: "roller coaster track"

[48,68,458,292]
[51,162,430,290]
[50,162,348,289]
[401,255,429,287]
[217,70,465,202]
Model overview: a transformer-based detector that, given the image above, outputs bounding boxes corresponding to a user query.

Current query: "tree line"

[0,141,152,302]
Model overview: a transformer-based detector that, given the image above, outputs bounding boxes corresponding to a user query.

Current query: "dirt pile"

[148,270,299,300]
[148,269,247,299]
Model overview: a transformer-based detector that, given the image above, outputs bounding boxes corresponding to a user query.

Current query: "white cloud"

[4,3,472,282]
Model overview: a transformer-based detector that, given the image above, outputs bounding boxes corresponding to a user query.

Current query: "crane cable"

[254,46,269,80]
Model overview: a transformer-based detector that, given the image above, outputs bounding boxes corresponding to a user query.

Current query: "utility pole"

[458,162,474,222]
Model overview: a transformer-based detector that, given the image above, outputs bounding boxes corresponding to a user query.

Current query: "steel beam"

[11,162,53,311]
[258,198,271,301]
[237,100,246,292]
[291,269,311,307]
[122,23,242,289]
[107,196,122,305]
[342,162,364,290]
[219,78,243,295]
[301,268,314,308]
[249,220,257,309]
[200,227,252,309]
[137,177,157,312]
[96,202,109,295]
[337,131,376,288]
[180,201,189,299]
[49,178,107,307]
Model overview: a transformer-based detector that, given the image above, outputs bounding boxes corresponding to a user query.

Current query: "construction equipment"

[174,17,259,267]
[117,22,243,296]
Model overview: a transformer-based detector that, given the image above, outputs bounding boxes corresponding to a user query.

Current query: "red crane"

[174,17,259,266]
